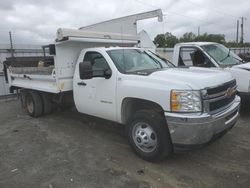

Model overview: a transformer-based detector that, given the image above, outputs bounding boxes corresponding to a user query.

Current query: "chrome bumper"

[165,96,241,146]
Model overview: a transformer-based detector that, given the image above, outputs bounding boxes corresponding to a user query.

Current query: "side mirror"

[79,61,93,79]
[104,69,112,79]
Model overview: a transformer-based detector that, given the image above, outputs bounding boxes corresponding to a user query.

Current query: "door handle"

[77,81,87,86]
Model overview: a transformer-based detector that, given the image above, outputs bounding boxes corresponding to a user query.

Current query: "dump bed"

[6,37,138,93]
[6,9,163,93]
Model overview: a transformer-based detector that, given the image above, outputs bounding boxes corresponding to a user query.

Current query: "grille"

[206,79,237,112]
[209,93,236,111]
[207,79,236,96]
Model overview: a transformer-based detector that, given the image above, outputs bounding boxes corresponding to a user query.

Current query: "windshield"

[201,44,242,66]
[107,49,170,74]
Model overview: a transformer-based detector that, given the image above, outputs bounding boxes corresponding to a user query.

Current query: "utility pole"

[240,16,247,45]
[9,31,14,59]
[236,20,239,43]
[198,26,200,36]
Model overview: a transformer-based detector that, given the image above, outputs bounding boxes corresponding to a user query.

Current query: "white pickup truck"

[4,10,240,161]
[172,42,250,99]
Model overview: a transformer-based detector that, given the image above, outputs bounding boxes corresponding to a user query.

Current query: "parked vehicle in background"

[239,52,250,62]
[3,10,240,161]
[172,42,250,99]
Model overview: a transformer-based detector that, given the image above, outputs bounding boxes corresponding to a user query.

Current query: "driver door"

[74,51,117,121]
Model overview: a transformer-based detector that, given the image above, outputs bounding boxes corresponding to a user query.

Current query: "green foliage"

[154,32,179,48]
[154,34,166,48]
[195,33,225,43]
[164,32,179,48]
[225,42,242,48]
[225,42,250,48]
[154,31,249,48]
[244,43,250,47]
[179,32,196,42]
[179,32,226,44]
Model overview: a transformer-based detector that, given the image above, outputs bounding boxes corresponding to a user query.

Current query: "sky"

[0,0,249,45]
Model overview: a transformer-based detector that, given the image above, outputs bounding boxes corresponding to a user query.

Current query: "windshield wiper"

[230,54,245,64]
[219,49,230,62]
[143,51,163,68]
[219,49,244,64]
[148,50,175,67]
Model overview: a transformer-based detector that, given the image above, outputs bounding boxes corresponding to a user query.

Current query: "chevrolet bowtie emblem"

[225,87,235,98]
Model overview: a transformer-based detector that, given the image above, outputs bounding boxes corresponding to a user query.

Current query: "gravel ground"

[0,99,249,188]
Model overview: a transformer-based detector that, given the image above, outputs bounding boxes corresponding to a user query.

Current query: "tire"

[20,90,27,109]
[126,110,172,162]
[25,91,43,117]
[41,92,52,115]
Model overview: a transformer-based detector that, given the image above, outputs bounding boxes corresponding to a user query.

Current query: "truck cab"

[172,42,250,99]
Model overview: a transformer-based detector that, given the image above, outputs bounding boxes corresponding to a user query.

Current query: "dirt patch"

[0,100,249,188]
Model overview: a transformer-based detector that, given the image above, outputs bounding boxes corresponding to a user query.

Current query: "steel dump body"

[6,9,162,93]
[7,39,135,93]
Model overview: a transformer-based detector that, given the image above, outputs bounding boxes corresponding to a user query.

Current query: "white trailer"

[4,10,240,161]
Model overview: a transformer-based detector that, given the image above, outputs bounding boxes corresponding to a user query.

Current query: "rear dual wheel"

[40,92,52,115]
[25,91,52,117]
[25,91,43,117]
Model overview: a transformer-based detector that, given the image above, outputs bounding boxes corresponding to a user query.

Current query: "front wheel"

[126,110,172,162]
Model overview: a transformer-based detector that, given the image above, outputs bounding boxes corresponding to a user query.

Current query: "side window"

[83,51,110,76]
[179,47,215,67]
[178,47,197,66]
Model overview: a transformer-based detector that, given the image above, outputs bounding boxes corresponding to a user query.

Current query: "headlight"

[171,90,202,112]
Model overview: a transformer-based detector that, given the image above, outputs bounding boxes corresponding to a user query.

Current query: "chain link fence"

[0,44,46,98]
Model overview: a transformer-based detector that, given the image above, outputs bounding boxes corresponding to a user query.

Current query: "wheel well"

[121,98,165,124]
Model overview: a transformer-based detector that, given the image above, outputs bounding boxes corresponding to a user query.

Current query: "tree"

[195,33,225,44]
[164,32,179,47]
[225,41,240,48]
[154,34,166,47]
[245,43,250,47]
[154,31,248,48]
[179,32,196,42]
[154,32,179,48]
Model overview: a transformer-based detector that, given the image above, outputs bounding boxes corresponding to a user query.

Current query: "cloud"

[0,0,249,44]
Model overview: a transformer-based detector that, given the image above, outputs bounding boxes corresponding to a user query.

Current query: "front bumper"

[165,96,241,149]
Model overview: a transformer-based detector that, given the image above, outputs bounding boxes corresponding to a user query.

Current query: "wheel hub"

[136,137,142,143]
[132,122,157,153]
[26,97,34,114]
